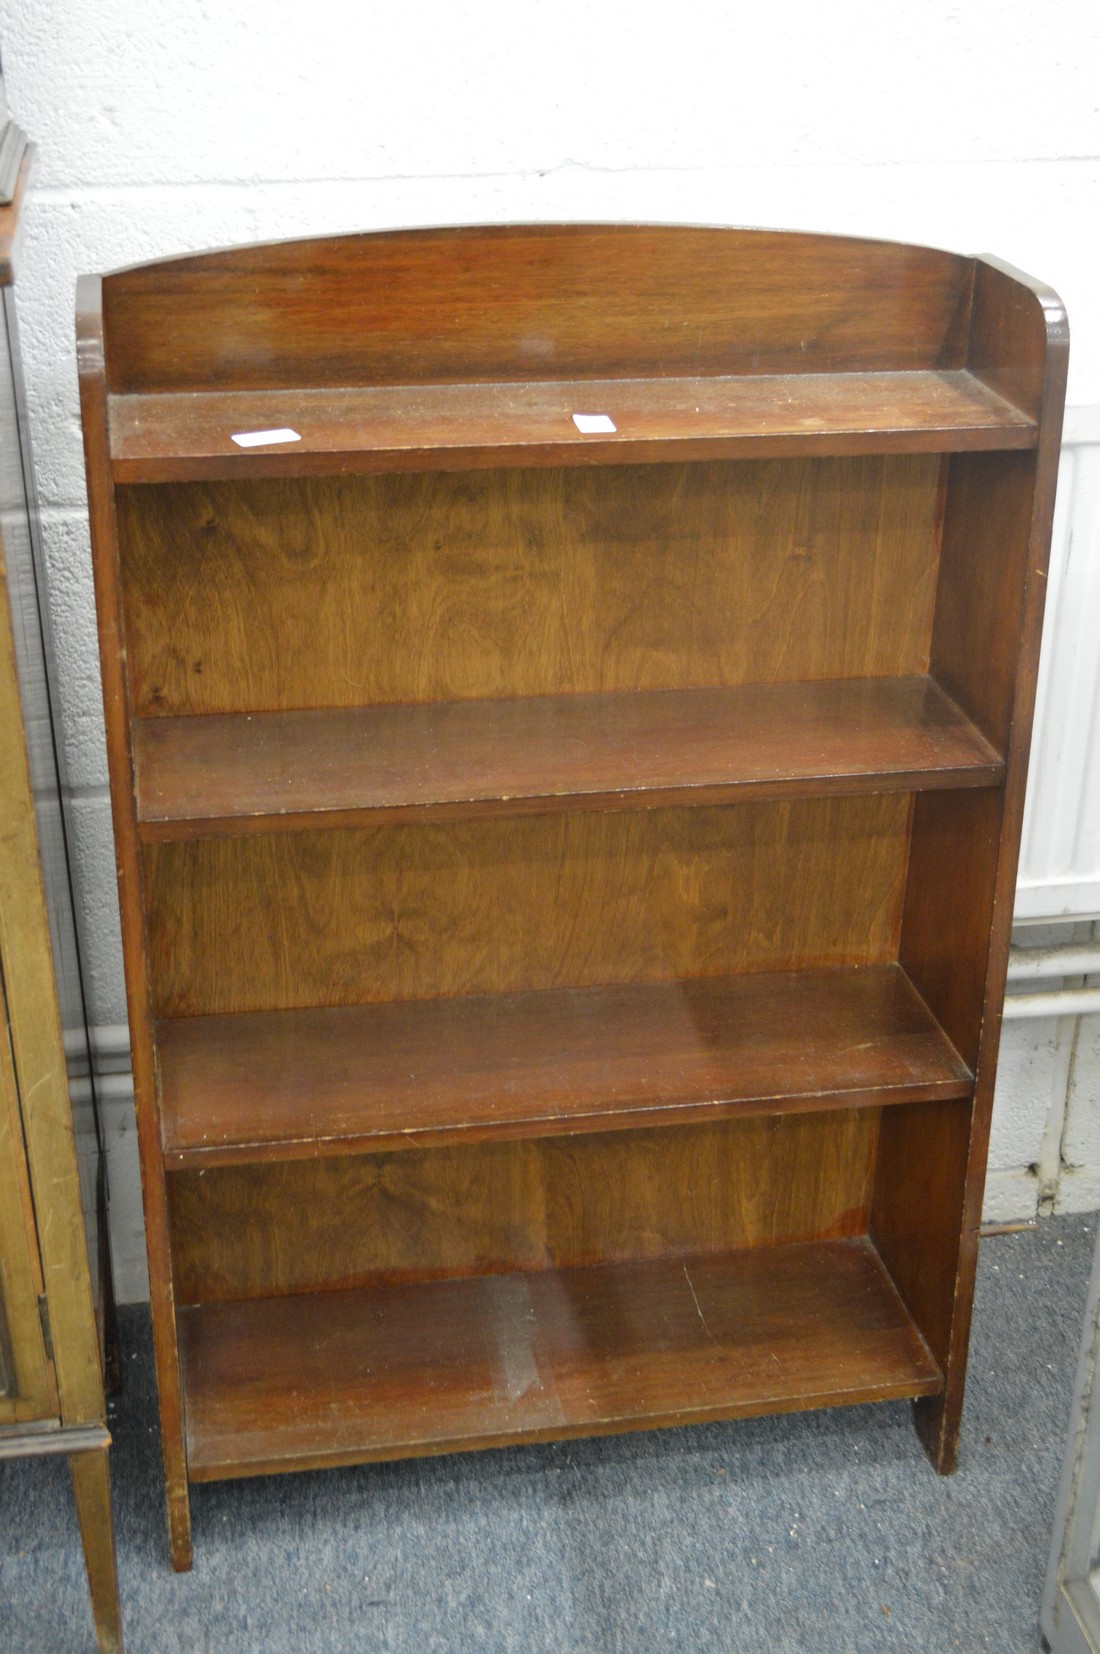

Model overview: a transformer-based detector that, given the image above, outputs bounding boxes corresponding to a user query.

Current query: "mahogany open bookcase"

[78,225,1067,1570]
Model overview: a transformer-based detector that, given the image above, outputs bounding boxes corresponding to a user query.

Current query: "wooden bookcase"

[77,225,1067,1572]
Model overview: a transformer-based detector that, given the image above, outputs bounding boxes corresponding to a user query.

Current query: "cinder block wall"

[2,0,1098,1298]
[990,926,1100,1222]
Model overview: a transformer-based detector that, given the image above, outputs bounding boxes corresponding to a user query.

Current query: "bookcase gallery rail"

[78,223,1067,1571]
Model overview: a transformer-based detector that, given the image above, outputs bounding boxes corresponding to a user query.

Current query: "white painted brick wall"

[1062,1015,1100,1205]
[986,922,1100,1223]
[0,0,1097,1297]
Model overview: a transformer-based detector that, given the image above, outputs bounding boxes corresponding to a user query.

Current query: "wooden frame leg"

[68,1446,124,1653]
[870,1091,975,1476]
[911,1222,983,1477]
[914,1390,962,1475]
[165,1463,193,1573]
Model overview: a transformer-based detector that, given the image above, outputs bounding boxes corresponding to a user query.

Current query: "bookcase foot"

[166,1481,193,1573]
[913,1393,961,1476]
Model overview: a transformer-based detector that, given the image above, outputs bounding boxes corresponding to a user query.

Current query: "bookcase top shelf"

[108,368,1034,482]
[82,222,1061,489]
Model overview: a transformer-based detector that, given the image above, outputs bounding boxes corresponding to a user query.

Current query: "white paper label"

[230,427,302,448]
[572,413,617,434]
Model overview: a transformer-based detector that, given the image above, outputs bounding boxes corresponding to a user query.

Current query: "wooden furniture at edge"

[1,154,122,1651]
[77,225,1067,1572]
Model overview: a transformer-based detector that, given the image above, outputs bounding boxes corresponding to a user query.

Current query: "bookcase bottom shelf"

[179,1237,942,1482]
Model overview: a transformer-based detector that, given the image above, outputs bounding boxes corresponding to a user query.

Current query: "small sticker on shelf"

[230,427,302,448]
[572,413,617,434]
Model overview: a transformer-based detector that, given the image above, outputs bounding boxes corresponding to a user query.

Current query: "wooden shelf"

[109,369,1036,482]
[134,676,1003,840]
[158,964,971,1168]
[179,1238,943,1480]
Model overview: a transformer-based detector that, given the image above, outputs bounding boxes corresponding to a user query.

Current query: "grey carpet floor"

[1,1212,1095,1654]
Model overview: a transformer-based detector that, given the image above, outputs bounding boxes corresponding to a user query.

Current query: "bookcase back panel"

[117,456,943,716]
[145,795,910,1017]
[100,225,973,395]
[166,1109,879,1302]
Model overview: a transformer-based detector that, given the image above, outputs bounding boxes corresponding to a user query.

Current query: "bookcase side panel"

[878,262,1068,1472]
[77,278,193,1568]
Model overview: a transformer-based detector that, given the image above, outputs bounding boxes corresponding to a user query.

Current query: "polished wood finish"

[109,369,1035,482]
[159,965,969,1167]
[144,796,910,1016]
[134,677,1002,839]
[167,1111,879,1303]
[179,1239,941,1480]
[80,224,1066,1565]
[99,225,978,394]
[872,1095,972,1382]
[78,278,192,1571]
[116,457,943,718]
[887,259,1069,1472]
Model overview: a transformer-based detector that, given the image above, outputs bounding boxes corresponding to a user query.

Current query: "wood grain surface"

[81,225,1067,1519]
[100,224,976,394]
[144,795,910,1016]
[872,1094,972,1380]
[79,272,194,1569]
[178,1238,942,1479]
[158,964,970,1167]
[908,257,1068,1474]
[167,1110,880,1302]
[0,969,54,1423]
[116,456,943,717]
[0,483,101,1429]
[134,676,1002,839]
[108,369,1035,482]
